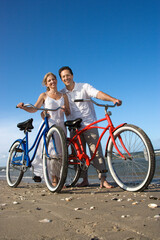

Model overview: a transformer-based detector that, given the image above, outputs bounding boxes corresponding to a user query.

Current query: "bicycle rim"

[65,140,81,187]
[6,141,24,187]
[107,124,155,192]
[43,126,68,193]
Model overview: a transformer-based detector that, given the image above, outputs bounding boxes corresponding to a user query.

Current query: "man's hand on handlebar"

[113,99,122,106]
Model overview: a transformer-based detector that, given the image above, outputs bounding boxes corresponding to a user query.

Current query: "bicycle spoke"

[65,140,81,187]
[43,126,68,193]
[6,141,24,187]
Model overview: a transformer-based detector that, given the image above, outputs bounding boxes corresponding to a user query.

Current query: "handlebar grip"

[74,99,84,102]
[16,103,24,108]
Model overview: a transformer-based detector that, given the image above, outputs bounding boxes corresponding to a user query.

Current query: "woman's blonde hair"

[42,72,57,91]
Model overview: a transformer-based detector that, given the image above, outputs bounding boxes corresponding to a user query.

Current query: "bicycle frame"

[11,104,61,169]
[25,117,50,167]
[10,117,49,168]
[68,102,130,168]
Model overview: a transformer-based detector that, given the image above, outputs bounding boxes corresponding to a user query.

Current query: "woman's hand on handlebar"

[17,102,24,109]
[41,111,51,120]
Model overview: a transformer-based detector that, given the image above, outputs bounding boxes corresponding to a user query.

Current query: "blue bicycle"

[6,104,68,193]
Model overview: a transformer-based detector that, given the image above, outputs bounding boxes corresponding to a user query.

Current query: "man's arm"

[96,91,122,106]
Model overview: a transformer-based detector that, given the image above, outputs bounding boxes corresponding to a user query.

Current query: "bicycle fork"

[109,130,131,160]
[106,115,131,160]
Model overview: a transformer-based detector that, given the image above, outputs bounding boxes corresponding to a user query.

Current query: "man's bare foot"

[77,179,89,187]
[100,180,114,189]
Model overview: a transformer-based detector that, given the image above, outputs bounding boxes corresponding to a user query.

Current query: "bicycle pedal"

[80,162,88,171]
[32,176,42,182]
[69,154,75,158]
[15,148,23,152]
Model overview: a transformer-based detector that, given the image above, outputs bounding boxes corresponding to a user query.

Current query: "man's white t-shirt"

[61,82,99,127]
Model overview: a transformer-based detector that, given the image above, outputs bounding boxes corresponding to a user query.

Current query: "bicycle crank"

[80,159,88,171]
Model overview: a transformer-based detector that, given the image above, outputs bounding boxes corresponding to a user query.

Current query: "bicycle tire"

[107,124,155,192]
[65,140,81,187]
[6,140,25,187]
[43,125,68,193]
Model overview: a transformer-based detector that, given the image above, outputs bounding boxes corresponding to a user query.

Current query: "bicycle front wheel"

[6,140,25,187]
[65,140,81,187]
[43,125,68,193]
[107,124,155,192]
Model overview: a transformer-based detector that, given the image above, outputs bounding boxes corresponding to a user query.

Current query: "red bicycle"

[65,99,155,192]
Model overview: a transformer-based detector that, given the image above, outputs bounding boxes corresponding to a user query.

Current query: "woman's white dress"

[32,95,66,178]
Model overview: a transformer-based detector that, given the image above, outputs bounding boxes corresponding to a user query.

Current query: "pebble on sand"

[148,203,158,209]
[121,215,130,218]
[65,197,73,202]
[13,201,19,205]
[90,206,95,210]
[74,208,82,211]
[39,219,52,223]
[132,201,139,205]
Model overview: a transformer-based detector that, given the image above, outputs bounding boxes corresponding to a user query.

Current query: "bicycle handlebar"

[74,98,117,108]
[16,103,63,112]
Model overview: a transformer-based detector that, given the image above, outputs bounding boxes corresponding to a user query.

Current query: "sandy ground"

[0,180,160,240]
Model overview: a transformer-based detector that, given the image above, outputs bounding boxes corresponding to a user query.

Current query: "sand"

[0,180,160,240]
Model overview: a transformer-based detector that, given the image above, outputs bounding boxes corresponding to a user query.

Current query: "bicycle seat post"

[23,130,30,167]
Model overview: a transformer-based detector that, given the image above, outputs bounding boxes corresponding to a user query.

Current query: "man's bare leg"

[77,176,89,187]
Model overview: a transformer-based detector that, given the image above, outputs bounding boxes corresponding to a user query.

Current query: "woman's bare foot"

[52,176,58,187]
[52,182,57,187]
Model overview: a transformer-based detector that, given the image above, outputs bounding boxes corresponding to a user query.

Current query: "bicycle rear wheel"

[43,125,68,193]
[6,140,25,187]
[65,140,81,187]
[107,124,155,192]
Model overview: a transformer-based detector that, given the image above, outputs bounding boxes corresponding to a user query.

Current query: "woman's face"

[46,74,57,89]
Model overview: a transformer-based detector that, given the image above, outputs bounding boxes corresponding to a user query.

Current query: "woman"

[17,72,70,183]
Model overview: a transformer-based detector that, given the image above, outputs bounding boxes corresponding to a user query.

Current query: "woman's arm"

[17,93,46,113]
[63,94,70,116]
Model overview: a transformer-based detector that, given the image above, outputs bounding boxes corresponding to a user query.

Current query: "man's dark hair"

[59,66,73,78]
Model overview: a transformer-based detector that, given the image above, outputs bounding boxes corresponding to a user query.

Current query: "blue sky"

[0,0,160,166]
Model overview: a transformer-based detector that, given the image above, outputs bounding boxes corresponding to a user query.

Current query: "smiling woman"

[15,72,70,181]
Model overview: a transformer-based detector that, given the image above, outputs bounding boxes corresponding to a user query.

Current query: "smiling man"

[59,66,122,188]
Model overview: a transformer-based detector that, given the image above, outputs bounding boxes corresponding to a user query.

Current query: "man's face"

[60,69,74,87]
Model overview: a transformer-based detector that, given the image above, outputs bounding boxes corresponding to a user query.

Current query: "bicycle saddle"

[17,118,34,131]
[65,118,82,129]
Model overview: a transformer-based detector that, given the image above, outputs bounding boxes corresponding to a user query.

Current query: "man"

[59,66,122,188]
